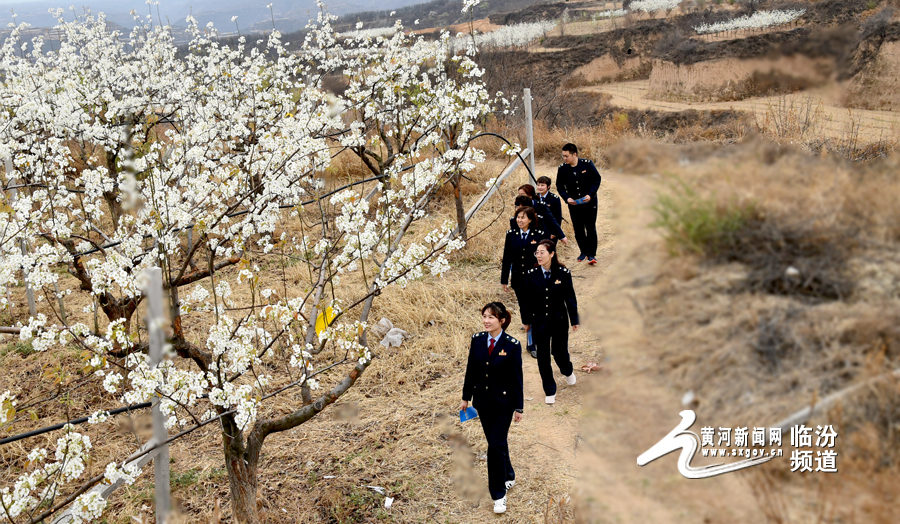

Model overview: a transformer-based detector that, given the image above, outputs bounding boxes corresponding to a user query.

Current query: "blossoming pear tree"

[0,3,507,522]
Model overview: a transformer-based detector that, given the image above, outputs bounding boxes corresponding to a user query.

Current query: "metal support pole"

[146,267,170,524]
[523,88,536,185]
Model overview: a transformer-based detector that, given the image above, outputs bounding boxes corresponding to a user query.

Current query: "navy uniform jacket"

[462,331,524,411]
[508,199,564,239]
[520,265,579,329]
[536,191,564,225]
[556,159,602,207]
[501,228,549,287]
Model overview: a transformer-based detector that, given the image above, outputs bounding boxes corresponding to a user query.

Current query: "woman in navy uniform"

[521,239,579,404]
[502,206,548,357]
[460,302,524,514]
[535,176,564,227]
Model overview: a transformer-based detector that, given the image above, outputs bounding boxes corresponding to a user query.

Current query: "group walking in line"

[461,143,601,514]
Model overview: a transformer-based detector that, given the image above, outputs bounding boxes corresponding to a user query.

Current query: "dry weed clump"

[754,93,899,162]
[718,217,856,302]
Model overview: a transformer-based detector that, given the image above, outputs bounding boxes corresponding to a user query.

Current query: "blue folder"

[459,406,479,422]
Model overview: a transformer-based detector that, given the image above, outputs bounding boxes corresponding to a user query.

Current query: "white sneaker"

[505,479,515,491]
[545,395,556,404]
[566,373,577,386]
[493,496,507,514]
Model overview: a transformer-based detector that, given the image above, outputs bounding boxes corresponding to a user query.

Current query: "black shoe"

[528,345,538,359]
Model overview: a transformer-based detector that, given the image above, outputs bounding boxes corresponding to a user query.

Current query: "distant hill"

[1,0,424,32]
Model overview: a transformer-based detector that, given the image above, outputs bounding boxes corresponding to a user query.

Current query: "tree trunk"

[222,418,263,524]
[103,190,124,230]
[226,454,259,524]
[452,174,467,242]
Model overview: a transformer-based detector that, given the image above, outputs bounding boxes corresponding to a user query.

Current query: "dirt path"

[559,173,766,523]
[585,80,900,142]
[461,168,769,522]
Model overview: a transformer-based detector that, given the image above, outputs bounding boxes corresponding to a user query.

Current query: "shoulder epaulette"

[505,334,518,344]
[528,267,538,273]
[559,163,565,167]
[472,331,487,338]
[562,268,571,273]
[507,229,512,233]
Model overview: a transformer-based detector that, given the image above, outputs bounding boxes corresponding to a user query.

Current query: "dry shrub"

[719,217,856,302]
[754,94,825,143]
[651,172,854,302]
[745,465,845,524]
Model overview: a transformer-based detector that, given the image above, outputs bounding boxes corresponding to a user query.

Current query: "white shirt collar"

[488,330,503,345]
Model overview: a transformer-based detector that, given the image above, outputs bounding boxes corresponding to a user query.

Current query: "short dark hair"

[481,302,512,330]
[514,195,532,208]
[518,184,536,198]
[536,176,552,186]
[515,206,537,227]
[562,143,578,155]
[536,239,565,268]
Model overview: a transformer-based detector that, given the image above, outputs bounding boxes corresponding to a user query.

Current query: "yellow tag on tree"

[315,306,335,337]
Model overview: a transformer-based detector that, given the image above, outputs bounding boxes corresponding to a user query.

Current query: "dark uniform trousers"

[556,159,602,258]
[478,404,515,500]
[533,322,573,396]
[569,204,599,258]
[462,332,524,501]
[521,266,579,396]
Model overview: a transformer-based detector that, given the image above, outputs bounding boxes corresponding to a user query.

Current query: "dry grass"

[528,118,635,167]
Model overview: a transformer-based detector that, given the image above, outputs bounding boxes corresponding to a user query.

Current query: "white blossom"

[693,9,806,35]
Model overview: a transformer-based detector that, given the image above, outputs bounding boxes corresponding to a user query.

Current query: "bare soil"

[574,173,767,523]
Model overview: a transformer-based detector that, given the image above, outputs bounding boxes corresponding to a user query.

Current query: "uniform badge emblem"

[499,350,507,356]
[531,240,536,244]
[554,279,561,284]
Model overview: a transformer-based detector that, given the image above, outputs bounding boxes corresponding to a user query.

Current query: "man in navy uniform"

[556,143,601,265]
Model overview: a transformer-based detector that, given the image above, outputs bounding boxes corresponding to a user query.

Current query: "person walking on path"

[535,176,563,227]
[502,206,549,357]
[556,143,601,265]
[460,302,524,514]
[521,239,579,404]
